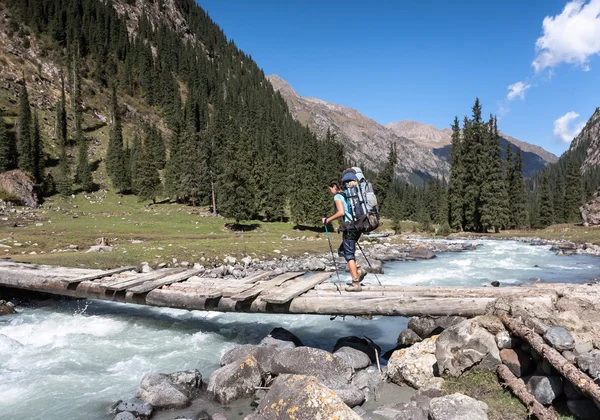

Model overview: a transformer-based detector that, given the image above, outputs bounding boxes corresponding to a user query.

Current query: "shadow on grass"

[293,224,326,233]
[224,223,261,232]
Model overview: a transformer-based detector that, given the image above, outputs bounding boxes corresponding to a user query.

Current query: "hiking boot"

[357,267,368,282]
[345,281,362,292]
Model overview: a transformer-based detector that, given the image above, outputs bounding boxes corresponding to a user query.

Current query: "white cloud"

[507,81,532,100]
[553,111,586,142]
[533,0,600,73]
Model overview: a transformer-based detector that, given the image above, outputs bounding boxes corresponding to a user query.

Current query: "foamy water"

[0,240,598,420]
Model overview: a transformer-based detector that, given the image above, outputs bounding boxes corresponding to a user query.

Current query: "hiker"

[323,180,367,292]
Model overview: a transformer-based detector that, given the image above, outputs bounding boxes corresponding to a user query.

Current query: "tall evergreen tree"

[0,108,16,173]
[55,75,68,149]
[129,133,142,195]
[539,172,554,228]
[374,143,397,212]
[55,147,72,197]
[17,75,34,175]
[553,173,566,224]
[31,111,44,183]
[448,116,464,230]
[106,86,129,192]
[565,159,584,223]
[510,148,528,228]
[136,142,162,203]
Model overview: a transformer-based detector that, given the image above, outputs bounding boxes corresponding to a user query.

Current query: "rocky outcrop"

[581,187,600,226]
[208,355,263,404]
[571,107,600,174]
[246,375,361,420]
[387,336,439,388]
[220,344,280,373]
[0,170,39,208]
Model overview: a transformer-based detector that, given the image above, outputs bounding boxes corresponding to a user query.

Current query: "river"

[1,240,599,420]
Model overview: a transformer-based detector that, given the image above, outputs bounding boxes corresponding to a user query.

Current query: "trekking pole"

[356,240,382,286]
[323,217,342,295]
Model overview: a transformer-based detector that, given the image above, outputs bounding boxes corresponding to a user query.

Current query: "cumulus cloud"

[507,81,532,100]
[533,0,600,73]
[553,111,586,142]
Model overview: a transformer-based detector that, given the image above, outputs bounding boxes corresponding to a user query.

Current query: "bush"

[437,222,451,237]
[391,218,402,234]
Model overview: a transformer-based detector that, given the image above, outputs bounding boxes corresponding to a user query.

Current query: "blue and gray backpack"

[341,167,379,232]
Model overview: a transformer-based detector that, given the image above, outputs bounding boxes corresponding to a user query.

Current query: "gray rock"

[220,344,280,372]
[258,327,303,349]
[429,393,489,420]
[567,399,600,420]
[500,348,533,378]
[387,336,438,388]
[271,347,352,388]
[562,351,577,363]
[574,339,594,355]
[333,336,380,362]
[435,319,501,377]
[526,375,563,405]
[495,331,519,349]
[302,257,326,271]
[86,245,114,253]
[113,412,136,420]
[135,373,190,409]
[249,374,361,420]
[352,366,383,403]
[166,370,202,390]
[114,398,153,417]
[334,346,372,370]
[544,326,575,351]
[408,316,466,339]
[331,384,366,407]
[355,257,384,274]
[409,247,436,259]
[563,380,584,400]
[397,328,423,348]
[576,352,600,379]
[207,355,263,404]
[211,414,228,420]
[373,401,428,420]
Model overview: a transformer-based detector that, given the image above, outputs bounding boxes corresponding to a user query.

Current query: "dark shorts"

[338,229,361,261]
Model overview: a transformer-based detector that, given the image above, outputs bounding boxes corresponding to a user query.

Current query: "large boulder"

[330,384,366,407]
[429,393,489,420]
[258,327,303,349]
[333,336,380,363]
[208,355,263,404]
[246,375,361,420]
[408,316,466,339]
[581,187,600,226]
[435,318,501,377]
[271,347,353,388]
[135,370,201,409]
[220,344,280,372]
[387,336,439,388]
[334,346,372,370]
[0,170,39,208]
[409,247,436,259]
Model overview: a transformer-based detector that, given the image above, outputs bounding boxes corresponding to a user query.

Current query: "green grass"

[442,372,529,420]
[0,193,334,269]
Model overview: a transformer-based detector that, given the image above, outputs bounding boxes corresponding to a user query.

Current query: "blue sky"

[198,0,600,157]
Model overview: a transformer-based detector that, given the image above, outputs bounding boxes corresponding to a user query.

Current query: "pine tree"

[539,172,554,228]
[0,108,16,172]
[106,86,129,192]
[31,111,44,183]
[55,75,68,149]
[129,133,142,194]
[553,173,565,224]
[136,142,162,202]
[17,75,34,175]
[55,147,72,197]
[374,143,397,211]
[510,148,528,228]
[479,117,509,232]
[448,116,464,230]
[565,159,583,223]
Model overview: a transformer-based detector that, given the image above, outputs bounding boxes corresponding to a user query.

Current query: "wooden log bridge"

[0,261,598,317]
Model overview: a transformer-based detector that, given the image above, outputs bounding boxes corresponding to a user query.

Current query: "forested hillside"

[0,0,345,225]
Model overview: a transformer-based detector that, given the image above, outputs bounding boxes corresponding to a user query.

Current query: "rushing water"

[1,240,599,420]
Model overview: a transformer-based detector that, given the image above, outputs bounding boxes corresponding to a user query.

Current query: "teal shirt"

[334,193,352,223]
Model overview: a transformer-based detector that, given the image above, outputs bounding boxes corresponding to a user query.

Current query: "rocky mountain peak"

[571,107,600,173]
[267,75,300,99]
[386,120,452,148]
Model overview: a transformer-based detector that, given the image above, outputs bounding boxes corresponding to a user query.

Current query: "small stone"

[273,249,281,254]
[157,263,167,269]
[574,339,594,355]
[141,262,153,273]
[496,331,519,349]
[114,398,153,417]
[500,349,532,377]
[113,412,136,420]
[526,375,563,405]
[576,352,600,379]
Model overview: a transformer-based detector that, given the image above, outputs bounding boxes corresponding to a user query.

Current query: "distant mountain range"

[269,75,558,182]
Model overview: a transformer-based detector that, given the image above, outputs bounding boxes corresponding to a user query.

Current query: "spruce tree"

[553,173,565,224]
[136,142,162,202]
[539,172,554,228]
[448,116,464,230]
[510,148,528,228]
[55,148,72,197]
[31,111,44,183]
[0,108,16,172]
[106,86,129,192]
[55,75,68,149]
[17,75,34,175]
[373,143,398,211]
[565,159,583,223]
[129,133,142,195]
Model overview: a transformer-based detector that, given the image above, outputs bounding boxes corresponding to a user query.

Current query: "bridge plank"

[261,272,332,304]
[105,268,187,291]
[230,272,304,301]
[127,269,204,294]
[62,266,138,285]
[220,272,273,298]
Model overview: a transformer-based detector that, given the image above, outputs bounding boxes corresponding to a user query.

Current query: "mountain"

[386,120,559,169]
[571,107,600,174]
[268,75,448,183]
